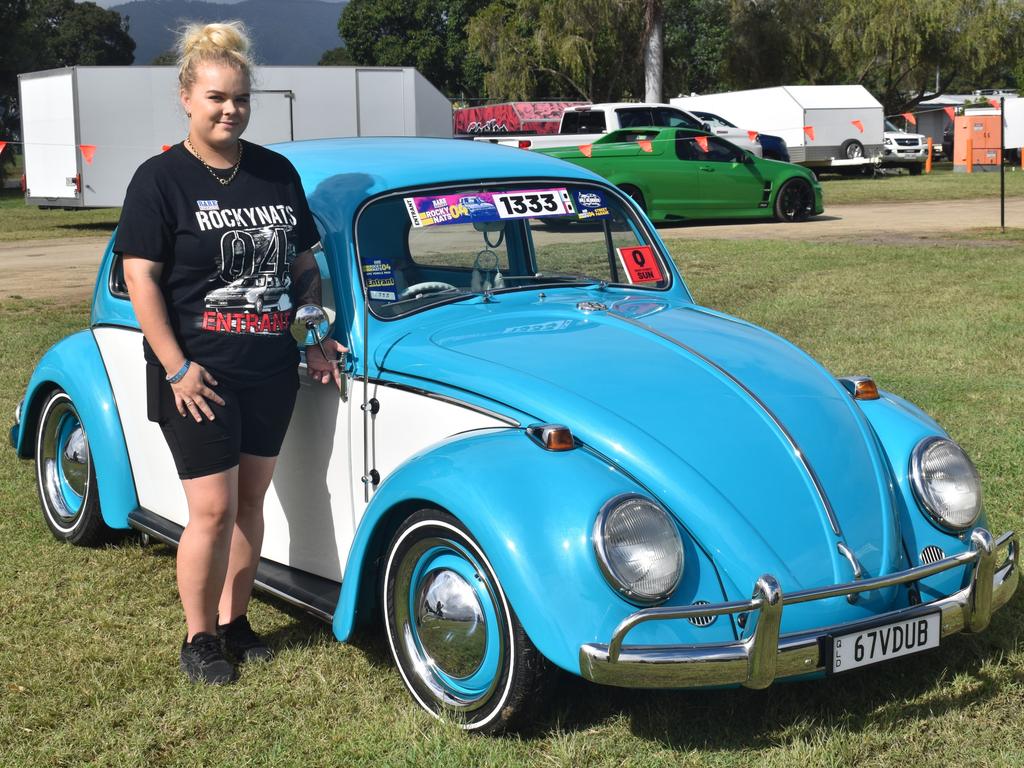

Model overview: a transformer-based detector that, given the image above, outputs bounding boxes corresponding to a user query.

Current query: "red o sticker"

[616,245,663,284]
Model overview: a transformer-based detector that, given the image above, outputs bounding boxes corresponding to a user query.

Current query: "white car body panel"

[94,326,505,582]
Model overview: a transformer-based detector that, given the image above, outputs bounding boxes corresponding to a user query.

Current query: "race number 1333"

[492,188,573,219]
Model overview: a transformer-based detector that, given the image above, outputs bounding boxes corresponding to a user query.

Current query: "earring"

[186,111,191,118]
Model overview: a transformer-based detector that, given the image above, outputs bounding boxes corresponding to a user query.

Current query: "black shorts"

[147,364,299,480]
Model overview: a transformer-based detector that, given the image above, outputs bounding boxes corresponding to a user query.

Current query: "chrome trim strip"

[367,378,520,427]
[606,309,844,537]
[581,527,1016,689]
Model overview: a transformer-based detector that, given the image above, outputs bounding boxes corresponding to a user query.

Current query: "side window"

[653,107,701,129]
[311,218,335,313]
[109,253,129,298]
[617,109,654,128]
[675,135,700,161]
[578,110,607,133]
[561,111,581,134]
[704,137,746,163]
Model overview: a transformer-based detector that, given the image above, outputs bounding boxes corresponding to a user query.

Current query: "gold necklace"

[186,137,243,186]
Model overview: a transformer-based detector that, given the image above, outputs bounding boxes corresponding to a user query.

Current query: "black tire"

[908,164,923,176]
[773,178,815,222]
[382,509,550,733]
[34,390,111,546]
[254,296,264,313]
[840,139,865,159]
[618,184,647,213]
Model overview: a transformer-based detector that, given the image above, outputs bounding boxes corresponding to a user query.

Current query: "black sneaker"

[217,614,274,663]
[180,632,237,685]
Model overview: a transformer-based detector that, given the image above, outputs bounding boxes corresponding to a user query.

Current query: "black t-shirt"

[114,140,319,387]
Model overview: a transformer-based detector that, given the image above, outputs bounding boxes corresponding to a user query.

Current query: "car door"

[688,136,765,213]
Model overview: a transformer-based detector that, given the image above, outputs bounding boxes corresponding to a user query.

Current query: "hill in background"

[111,0,347,65]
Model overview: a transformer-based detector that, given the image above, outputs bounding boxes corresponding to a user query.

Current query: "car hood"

[375,292,904,604]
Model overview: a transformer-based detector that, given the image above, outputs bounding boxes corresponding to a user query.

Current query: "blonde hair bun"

[177,21,253,89]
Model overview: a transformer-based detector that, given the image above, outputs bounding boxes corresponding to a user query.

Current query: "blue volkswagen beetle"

[10,138,1017,733]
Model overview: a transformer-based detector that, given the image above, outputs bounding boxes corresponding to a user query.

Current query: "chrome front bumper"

[579,528,1017,688]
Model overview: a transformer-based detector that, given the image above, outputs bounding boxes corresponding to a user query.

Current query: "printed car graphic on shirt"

[204,273,290,313]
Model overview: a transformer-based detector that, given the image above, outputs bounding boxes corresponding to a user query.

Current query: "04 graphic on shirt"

[194,203,300,336]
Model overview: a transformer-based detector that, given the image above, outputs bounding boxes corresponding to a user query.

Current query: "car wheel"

[773,178,814,222]
[254,296,264,313]
[618,184,647,213]
[909,164,923,176]
[34,390,110,546]
[840,139,865,159]
[383,509,550,733]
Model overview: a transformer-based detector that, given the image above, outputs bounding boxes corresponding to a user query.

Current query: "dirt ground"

[3,197,1022,302]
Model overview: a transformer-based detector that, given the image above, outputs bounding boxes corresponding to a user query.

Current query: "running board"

[128,508,341,623]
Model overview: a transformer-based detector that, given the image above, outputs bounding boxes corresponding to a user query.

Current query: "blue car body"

[12,138,1016,719]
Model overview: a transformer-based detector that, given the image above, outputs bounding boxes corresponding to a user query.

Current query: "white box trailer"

[672,85,884,171]
[18,65,452,208]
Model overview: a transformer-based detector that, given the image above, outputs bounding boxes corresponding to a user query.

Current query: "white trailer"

[672,85,884,171]
[18,65,452,208]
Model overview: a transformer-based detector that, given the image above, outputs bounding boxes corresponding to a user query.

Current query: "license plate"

[830,613,940,673]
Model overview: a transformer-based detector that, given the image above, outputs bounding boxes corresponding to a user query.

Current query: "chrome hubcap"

[414,568,487,678]
[393,536,504,711]
[40,400,89,525]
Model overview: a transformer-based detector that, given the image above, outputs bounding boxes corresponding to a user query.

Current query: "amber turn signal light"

[527,424,576,451]
[839,376,880,400]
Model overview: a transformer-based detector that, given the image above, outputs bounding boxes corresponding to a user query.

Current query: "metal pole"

[1000,96,1005,233]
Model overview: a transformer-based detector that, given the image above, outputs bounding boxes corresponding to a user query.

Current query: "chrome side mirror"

[291,304,347,402]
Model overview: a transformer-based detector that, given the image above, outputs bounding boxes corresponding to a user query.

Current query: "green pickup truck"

[537,127,824,224]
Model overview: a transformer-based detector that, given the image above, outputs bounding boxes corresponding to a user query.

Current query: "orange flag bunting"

[902,112,917,126]
[694,135,709,153]
[988,98,1001,109]
[578,144,592,158]
[638,139,653,153]
[161,144,172,152]
[80,144,97,164]
[851,119,864,133]
[0,141,7,157]
[747,130,758,142]
[803,125,815,141]
[943,106,955,120]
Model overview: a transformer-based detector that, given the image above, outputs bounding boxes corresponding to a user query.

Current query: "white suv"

[882,120,928,174]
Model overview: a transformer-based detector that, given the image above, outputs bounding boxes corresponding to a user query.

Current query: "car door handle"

[699,166,715,172]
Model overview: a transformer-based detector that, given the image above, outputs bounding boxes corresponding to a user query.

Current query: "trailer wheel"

[908,164,923,176]
[840,139,865,159]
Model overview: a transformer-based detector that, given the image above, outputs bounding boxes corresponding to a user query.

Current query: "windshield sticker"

[616,245,663,284]
[362,258,398,301]
[572,189,611,220]
[404,188,575,228]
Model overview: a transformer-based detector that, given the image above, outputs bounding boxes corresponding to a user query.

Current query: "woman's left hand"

[306,339,348,386]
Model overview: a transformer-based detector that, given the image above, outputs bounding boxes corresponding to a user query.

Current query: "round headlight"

[593,494,683,605]
[910,437,982,531]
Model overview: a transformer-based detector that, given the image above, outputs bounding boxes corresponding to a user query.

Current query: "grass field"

[0,189,120,241]
[819,164,1024,205]
[1,235,1021,767]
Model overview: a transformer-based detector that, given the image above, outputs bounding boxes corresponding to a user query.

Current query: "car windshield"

[885,120,899,132]
[355,182,670,318]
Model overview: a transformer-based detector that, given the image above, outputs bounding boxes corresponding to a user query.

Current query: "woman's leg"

[217,453,278,623]
[178,466,239,641]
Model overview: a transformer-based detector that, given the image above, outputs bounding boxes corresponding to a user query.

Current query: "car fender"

[857,390,978,598]
[332,428,733,674]
[15,330,136,530]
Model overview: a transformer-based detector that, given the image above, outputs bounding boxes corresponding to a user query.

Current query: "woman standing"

[117,22,344,684]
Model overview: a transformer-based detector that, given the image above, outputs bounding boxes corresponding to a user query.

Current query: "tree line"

[328,0,1024,114]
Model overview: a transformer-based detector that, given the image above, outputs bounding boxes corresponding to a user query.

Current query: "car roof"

[269,137,607,225]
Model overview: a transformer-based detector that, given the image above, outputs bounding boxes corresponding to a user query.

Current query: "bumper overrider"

[580,528,1017,688]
